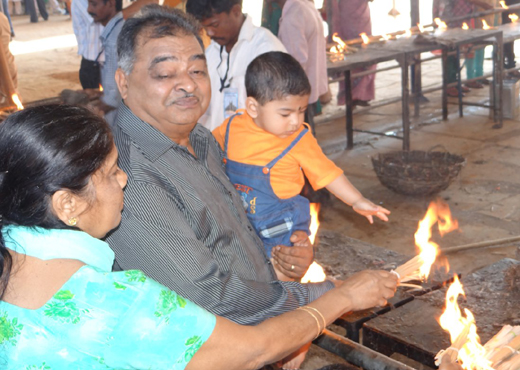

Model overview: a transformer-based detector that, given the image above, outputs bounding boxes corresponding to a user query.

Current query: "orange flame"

[437,276,491,370]
[500,1,508,8]
[509,14,519,22]
[414,200,457,279]
[11,94,23,110]
[301,203,326,283]
[417,23,425,33]
[331,33,347,54]
[381,34,391,41]
[434,18,448,30]
[360,32,370,44]
[99,84,104,92]
[462,22,469,30]
[404,29,413,37]
[482,20,490,30]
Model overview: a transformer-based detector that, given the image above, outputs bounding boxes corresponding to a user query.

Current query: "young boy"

[212,51,390,279]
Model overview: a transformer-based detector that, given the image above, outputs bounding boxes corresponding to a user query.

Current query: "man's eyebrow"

[149,55,178,69]
[189,53,206,62]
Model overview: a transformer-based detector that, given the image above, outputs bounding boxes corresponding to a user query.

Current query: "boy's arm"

[325,175,391,223]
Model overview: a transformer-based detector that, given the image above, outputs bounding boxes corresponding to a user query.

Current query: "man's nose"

[175,71,197,93]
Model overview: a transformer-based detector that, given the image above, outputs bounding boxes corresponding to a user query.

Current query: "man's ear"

[245,97,260,119]
[115,68,128,100]
[230,3,242,18]
[51,190,88,226]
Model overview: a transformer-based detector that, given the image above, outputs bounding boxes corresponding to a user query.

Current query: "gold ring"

[291,265,295,270]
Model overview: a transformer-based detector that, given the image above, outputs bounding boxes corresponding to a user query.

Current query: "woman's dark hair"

[245,51,312,106]
[0,104,113,298]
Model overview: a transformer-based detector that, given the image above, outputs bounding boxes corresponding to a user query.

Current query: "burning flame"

[404,29,413,37]
[509,14,519,23]
[382,34,391,41]
[414,200,457,279]
[437,276,492,370]
[99,84,104,92]
[360,32,370,44]
[301,203,327,283]
[331,33,347,53]
[500,1,508,8]
[462,22,469,30]
[434,18,448,30]
[11,94,23,110]
[417,23,425,33]
[482,20,490,30]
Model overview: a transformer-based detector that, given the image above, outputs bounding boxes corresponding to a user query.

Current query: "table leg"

[401,55,410,151]
[456,47,463,118]
[345,70,354,149]
[493,33,504,129]
[442,48,448,120]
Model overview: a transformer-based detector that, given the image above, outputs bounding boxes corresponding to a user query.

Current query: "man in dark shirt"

[108,5,386,325]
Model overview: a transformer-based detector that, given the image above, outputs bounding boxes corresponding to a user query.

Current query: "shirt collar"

[116,102,207,163]
[237,14,255,44]
[3,225,115,272]
[100,11,123,40]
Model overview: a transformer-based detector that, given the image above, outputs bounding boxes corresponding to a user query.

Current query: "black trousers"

[25,0,48,23]
[79,57,101,89]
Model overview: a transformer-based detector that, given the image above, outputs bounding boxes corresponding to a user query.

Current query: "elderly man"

[185,0,285,131]
[108,5,334,326]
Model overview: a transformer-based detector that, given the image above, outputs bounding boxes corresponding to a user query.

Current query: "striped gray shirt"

[107,103,334,325]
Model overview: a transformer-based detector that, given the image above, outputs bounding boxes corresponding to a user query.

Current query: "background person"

[185,0,286,131]
[0,104,398,369]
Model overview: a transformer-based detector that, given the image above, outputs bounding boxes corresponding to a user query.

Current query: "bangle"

[297,307,322,339]
[302,306,327,330]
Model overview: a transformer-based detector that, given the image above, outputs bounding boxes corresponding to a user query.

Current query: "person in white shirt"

[186,0,286,131]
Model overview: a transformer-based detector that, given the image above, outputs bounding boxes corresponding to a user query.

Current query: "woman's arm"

[187,270,397,370]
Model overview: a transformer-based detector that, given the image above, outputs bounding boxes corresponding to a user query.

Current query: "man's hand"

[271,231,313,279]
[352,198,391,224]
[339,270,398,311]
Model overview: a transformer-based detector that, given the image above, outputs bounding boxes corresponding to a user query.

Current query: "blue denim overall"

[224,113,311,256]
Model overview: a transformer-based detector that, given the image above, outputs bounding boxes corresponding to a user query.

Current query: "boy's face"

[249,94,310,138]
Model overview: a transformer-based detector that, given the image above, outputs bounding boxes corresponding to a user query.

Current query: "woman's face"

[77,145,127,239]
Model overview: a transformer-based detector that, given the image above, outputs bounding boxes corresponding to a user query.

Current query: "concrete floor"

[8,14,520,279]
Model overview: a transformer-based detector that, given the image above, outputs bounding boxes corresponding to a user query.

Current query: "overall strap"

[266,127,309,169]
[224,112,242,157]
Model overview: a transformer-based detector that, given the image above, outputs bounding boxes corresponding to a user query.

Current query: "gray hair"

[117,4,204,74]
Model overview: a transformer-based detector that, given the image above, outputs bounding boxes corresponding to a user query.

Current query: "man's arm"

[109,181,334,325]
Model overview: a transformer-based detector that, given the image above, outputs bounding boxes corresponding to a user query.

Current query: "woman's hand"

[339,270,398,311]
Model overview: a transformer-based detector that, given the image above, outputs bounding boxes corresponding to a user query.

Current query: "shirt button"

[247,225,253,231]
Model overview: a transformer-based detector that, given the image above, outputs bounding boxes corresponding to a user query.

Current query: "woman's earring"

[68,216,78,226]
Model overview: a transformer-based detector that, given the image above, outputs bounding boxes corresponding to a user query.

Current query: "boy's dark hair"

[245,52,311,105]
[185,0,242,20]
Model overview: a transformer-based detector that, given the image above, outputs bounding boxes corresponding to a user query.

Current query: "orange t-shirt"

[212,111,343,199]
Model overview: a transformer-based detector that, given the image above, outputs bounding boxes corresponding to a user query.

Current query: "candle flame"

[360,32,370,44]
[482,20,490,30]
[509,14,519,22]
[404,29,413,37]
[436,276,491,370]
[500,1,508,8]
[417,23,425,33]
[11,94,23,110]
[301,203,326,283]
[462,22,469,30]
[99,84,104,92]
[434,18,448,30]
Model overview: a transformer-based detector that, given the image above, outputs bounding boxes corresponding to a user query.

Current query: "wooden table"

[327,28,503,150]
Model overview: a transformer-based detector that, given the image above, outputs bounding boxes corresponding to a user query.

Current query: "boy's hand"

[352,198,391,223]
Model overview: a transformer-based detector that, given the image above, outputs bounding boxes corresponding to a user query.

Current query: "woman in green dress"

[0,104,397,369]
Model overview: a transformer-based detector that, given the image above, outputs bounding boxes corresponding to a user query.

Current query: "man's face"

[117,34,211,134]
[200,6,242,48]
[88,0,114,25]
